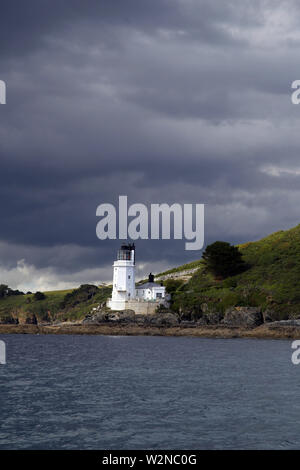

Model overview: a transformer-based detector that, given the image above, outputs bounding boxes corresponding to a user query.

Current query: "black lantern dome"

[117,243,135,261]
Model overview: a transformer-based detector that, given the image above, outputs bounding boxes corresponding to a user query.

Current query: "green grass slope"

[156,259,203,277]
[2,224,300,324]
[170,224,300,320]
[0,285,112,323]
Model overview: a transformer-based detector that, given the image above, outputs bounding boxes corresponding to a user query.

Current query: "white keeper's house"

[136,273,165,301]
[107,243,169,313]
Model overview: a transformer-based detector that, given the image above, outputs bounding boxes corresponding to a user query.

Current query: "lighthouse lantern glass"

[117,250,131,260]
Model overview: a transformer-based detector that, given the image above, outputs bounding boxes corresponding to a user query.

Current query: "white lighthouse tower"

[107,243,136,310]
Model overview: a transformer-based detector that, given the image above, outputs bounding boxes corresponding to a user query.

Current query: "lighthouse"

[107,243,169,313]
[108,243,136,310]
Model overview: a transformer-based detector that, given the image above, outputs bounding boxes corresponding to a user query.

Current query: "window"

[117,250,131,260]
[128,275,131,279]
[156,293,162,299]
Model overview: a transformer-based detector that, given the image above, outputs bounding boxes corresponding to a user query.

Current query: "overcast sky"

[1,0,300,291]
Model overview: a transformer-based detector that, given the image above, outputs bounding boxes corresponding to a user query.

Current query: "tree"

[34,291,46,301]
[0,284,9,298]
[202,241,246,279]
[0,284,24,298]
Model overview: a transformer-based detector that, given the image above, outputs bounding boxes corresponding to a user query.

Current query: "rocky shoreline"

[1,306,300,339]
[1,320,300,339]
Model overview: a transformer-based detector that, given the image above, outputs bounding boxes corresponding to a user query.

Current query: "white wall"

[136,286,165,301]
[111,254,135,303]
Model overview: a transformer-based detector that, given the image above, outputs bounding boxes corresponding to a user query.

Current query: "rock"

[83,307,179,326]
[193,311,222,325]
[267,320,300,327]
[223,307,263,327]
[0,315,18,324]
[115,310,136,322]
[107,313,120,322]
[263,309,275,323]
[204,312,223,325]
[83,309,135,324]
[133,314,147,325]
[25,314,38,325]
[156,267,199,282]
[132,311,179,327]
[145,312,178,327]
[180,320,197,328]
[83,310,108,324]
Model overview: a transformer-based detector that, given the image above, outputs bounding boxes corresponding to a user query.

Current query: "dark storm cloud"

[0,0,258,59]
[0,0,300,290]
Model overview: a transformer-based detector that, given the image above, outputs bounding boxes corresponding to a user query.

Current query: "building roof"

[136,282,164,290]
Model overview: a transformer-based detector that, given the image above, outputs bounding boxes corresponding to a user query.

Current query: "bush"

[155,304,168,313]
[60,284,99,309]
[34,291,46,301]
[163,279,183,294]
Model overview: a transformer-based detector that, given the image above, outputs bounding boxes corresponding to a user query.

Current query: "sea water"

[0,334,298,449]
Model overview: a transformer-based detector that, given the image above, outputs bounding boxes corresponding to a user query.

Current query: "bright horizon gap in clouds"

[0,258,177,293]
[261,165,300,177]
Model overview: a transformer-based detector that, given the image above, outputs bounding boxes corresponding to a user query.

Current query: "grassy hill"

[169,224,300,321]
[2,223,300,323]
[0,285,112,324]
[156,259,203,277]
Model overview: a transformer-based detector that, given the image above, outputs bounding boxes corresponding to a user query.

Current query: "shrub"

[60,284,99,309]
[163,279,183,294]
[34,291,46,301]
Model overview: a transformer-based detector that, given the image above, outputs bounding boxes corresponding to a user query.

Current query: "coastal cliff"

[1,320,300,339]
[1,304,300,339]
[2,223,300,337]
